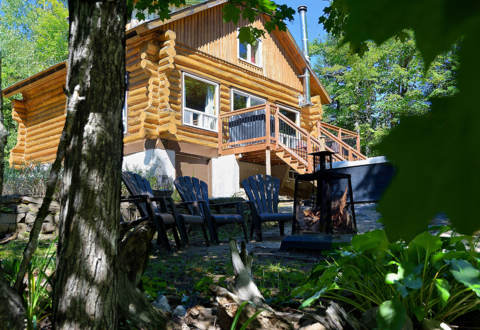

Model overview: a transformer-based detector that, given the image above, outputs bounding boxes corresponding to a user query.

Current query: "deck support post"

[265,149,271,176]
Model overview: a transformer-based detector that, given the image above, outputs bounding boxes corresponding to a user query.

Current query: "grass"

[141,244,313,309]
[1,222,314,314]
[0,239,53,260]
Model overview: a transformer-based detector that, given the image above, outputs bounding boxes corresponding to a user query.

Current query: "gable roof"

[132,0,330,104]
[3,0,330,104]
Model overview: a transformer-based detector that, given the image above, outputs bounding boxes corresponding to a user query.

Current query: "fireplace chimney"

[298,5,311,105]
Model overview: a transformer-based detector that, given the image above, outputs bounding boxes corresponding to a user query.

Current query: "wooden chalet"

[2,0,365,196]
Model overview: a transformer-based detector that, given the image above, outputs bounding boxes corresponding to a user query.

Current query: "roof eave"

[2,61,67,98]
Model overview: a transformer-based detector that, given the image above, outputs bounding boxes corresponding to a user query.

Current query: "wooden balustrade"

[218,102,365,172]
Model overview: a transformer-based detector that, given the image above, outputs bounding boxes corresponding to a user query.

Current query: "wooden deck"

[218,103,366,174]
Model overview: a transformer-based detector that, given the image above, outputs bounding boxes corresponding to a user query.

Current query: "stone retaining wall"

[0,195,60,237]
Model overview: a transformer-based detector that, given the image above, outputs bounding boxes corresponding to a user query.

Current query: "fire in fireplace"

[293,151,357,235]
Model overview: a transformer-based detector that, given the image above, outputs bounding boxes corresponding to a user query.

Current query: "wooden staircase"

[218,103,366,174]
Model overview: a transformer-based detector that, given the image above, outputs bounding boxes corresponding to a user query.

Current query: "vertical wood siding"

[162,4,303,91]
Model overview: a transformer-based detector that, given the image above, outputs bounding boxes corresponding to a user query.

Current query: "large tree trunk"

[0,276,25,329]
[0,51,8,193]
[52,1,126,328]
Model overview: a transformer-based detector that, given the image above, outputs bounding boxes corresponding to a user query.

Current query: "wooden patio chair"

[174,176,248,244]
[241,174,294,241]
[122,172,210,250]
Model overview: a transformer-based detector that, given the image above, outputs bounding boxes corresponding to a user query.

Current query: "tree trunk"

[117,221,168,328]
[0,51,8,194]
[0,275,26,329]
[52,1,126,328]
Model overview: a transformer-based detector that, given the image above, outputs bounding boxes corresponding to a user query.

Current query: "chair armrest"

[175,200,208,216]
[120,195,150,203]
[176,200,208,206]
[210,200,247,208]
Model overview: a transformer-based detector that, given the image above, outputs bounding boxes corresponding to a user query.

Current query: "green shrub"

[3,162,54,196]
[295,227,480,329]
[0,241,56,330]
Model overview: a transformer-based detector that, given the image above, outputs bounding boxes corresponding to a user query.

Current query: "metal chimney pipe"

[298,5,311,105]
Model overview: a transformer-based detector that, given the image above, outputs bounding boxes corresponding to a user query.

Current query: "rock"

[16,213,26,223]
[49,201,61,212]
[173,305,187,318]
[25,212,36,225]
[16,223,28,235]
[44,214,54,224]
[41,222,56,234]
[184,306,219,330]
[299,302,362,330]
[152,295,171,314]
[27,205,39,214]
[21,196,43,204]
[299,324,326,330]
[16,204,31,214]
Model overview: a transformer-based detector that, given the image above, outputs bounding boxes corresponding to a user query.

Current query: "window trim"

[182,71,220,132]
[231,89,266,111]
[277,104,300,126]
[237,31,263,68]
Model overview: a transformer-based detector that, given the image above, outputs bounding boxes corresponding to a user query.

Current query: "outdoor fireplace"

[292,151,357,235]
[280,151,357,252]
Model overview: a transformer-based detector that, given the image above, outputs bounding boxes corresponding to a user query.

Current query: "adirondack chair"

[122,172,210,250]
[174,176,248,243]
[241,174,294,241]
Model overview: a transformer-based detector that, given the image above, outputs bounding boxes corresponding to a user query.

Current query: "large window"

[182,72,219,131]
[237,35,262,67]
[231,89,265,111]
[277,105,300,146]
[278,105,300,125]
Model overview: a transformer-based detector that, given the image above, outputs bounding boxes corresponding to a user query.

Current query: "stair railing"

[318,122,366,161]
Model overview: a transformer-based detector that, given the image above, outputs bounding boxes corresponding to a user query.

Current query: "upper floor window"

[231,89,265,110]
[238,35,262,67]
[182,72,219,131]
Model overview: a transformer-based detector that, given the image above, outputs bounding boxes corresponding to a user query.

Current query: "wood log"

[158,30,176,41]
[212,240,293,330]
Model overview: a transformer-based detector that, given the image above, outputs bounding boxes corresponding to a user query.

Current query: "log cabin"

[2,0,365,196]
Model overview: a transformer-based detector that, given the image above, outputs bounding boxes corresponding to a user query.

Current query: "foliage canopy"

[311,34,458,155]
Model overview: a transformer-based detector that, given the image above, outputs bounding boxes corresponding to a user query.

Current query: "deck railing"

[218,103,365,172]
[218,104,276,154]
[318,122,366,161]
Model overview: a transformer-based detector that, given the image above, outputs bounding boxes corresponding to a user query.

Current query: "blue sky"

[277,0,329,45]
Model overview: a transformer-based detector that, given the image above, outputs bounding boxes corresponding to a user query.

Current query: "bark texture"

[0,276,26,329]
[117,221,168,328]
[0,52,8,193]
[53,1,126,328]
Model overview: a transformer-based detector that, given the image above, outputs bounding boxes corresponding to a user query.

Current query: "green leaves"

[298,229,480,325]
[343,0,477,68]
[222,0,294,44]
[448,259,480,297]
[377,299,408,330]
[318,0,480,240]
[312,33,458,156]
[352,229,389,254]
[409,232,442,254]
[434,279,450,307]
